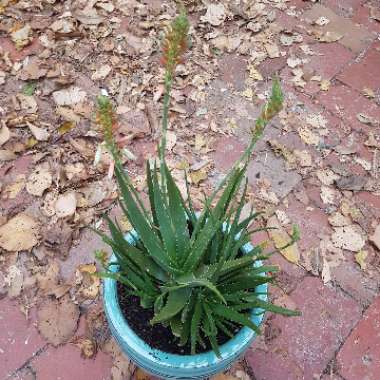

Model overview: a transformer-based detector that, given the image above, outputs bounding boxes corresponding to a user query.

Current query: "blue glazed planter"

[103,231,268,380]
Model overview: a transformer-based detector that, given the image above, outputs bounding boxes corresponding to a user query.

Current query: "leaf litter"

[0,0,378,377]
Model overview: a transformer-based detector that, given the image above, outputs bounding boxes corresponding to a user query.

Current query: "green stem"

[208,118,266,204]
[159,72,173,188]
[159,73,173,167]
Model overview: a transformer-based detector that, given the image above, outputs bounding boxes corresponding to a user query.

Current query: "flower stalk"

[159,11,190,169]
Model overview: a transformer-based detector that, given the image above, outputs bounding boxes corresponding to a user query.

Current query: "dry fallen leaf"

[4,265,23,298]
[55,191,77,218]
[320,80,330,91]
[17,94,38,113]
[103,338,133,380]
[265,43,280,58]
[331,225,365,252]
[370,224,380,250]
[328,212,350,227]
[27,122,50,141]
[315,16,330,26]
[362,87,375,99]
[321,258,331,284]
[298,126,320,146]
[306,113,328,129]
[211,35,241,53]
[53,86,87,106]
[0,149,17,161]
[37,295,80,346]
[355,250,368,270]
[26,165,53,196]
[201,3,226,26]
[0,125,10,146]
[369,6,380,22]
[318,31,343,43]
[11,24,32,48]
[356,113,379,127]
[0,213,39,252]
[74,7,104,25]
[291,68,306,88]
[73,337,96,359]
[267,216,300,264]
[2,176,26,200]
[36,261,60,292]
[248,65,263,81]
[320,186,337,205]
[75,263,100,299]
[194,134,206,151]
[0,70,6,85]
[91,64,112,81]
[166,131,177,151]
[287,57,302,68]
[135,368,151,380]
[190,169,207,185]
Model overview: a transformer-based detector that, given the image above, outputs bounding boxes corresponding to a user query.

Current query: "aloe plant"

[95,11,300,356]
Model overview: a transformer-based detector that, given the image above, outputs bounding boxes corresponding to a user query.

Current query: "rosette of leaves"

[95,11,301,356]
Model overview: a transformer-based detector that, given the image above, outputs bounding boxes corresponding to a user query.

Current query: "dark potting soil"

[117,282,240,355]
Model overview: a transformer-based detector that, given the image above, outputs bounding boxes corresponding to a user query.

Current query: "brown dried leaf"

[267,216,300,264]
[75,264,100,300]
[331,225,365,252]
[73,337,96,359]
[2,176,26,199]
[91,65,112,81]
[370,6,380,22]
[37,295,80,346]
[36,261,60,292]
[11,24,32,48]
[0,149,17,161]
[55,192,77,218]
[355,250,368,270]
[190,169,207,185]
[4,265,23,298]
[370,224,380,250]
[318,31,343,43]
[0,213,39,252]
[27,123,50,141]
[201,3,226,26]
[26,165,53,196]
[74,8,104,25]
[53,87,87,106]
[0,125,10,146]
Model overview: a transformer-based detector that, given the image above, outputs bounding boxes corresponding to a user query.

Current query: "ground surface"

[0,0,379,379]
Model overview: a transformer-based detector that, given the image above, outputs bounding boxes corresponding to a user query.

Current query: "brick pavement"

[1,1,379,379]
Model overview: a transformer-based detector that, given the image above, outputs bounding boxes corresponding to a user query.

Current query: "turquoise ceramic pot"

[103,231,268,380]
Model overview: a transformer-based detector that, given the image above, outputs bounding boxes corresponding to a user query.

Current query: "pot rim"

[103,230,268,369]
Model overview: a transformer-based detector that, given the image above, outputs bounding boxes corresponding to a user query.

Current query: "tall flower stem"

[208,79,284,203]
[159,72,173,168]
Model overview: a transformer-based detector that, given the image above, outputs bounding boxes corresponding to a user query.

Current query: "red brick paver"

[338,41,380,93]
[0,299,45,379]
[246,276,362,380]
[31,344,113,380]
[337,295,380,380]
[317,83,380,133]
[303,4,374,53]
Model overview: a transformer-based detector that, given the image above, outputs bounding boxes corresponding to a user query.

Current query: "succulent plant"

[95,11,300,356]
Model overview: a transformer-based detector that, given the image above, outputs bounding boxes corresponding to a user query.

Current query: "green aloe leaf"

[243,296,301,317]
[164,164,190,263]
[151,287,191,324]
[211,303,260,335]
[114,165,173,272]
[190,296,203,354]
[150,163,177,263]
